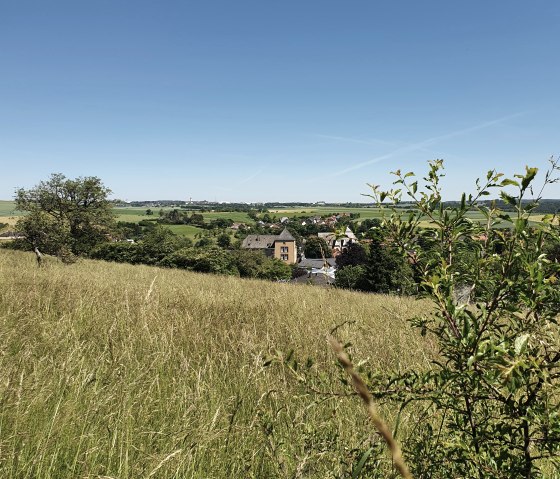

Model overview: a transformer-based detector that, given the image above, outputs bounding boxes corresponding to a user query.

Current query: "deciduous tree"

[15,173,115,259]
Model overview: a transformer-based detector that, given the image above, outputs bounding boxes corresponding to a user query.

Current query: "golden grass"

[0,249,434,478]
[0,216,18,227]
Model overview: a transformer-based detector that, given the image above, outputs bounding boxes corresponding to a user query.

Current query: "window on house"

[280,246,288,253]
[280,254,289,261]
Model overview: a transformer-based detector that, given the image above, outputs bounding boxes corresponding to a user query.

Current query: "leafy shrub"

[304,236,332,258]
[89,241,142,264]
[231,250,292,280]
[334,264,366,289]
[160,246,239,276]
[353,159,560,477]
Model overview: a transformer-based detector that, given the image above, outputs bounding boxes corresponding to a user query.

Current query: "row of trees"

[89,226,292,280]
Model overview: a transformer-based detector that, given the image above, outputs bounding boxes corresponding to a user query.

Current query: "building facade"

[241,228,297,264]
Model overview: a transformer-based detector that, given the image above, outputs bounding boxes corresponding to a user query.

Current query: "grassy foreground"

[0,249,433,478]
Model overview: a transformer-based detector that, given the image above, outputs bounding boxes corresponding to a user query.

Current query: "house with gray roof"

[241,228,297,264]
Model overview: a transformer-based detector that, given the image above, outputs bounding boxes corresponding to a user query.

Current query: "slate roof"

[297,258,337,269]
[241,235,278,249]
[242,228,296,249]
[278,228,295,241]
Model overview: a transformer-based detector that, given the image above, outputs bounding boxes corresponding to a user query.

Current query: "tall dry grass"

[0,249,434,478]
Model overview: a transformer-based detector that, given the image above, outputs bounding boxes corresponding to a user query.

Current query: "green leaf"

[514,334,529,355]
[499,191,517,206]
[500,178,520,187]
[352,448,373,479]
[521,166,538,190]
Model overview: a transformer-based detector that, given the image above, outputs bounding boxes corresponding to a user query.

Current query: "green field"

[0,249,432,478]
[0,201,22,218]
[113,207,253,224]
[269,206,386,220]
[1,201,549,236]
[165,224,206,238]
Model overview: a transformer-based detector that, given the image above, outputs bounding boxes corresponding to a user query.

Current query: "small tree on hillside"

[15,173,115,259]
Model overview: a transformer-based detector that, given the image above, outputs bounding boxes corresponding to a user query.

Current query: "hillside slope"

[0,250,433,478]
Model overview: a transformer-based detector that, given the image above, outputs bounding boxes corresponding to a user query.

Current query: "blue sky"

[1,1,559,202]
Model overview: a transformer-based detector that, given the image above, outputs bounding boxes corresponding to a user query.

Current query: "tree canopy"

[15,173,115,259]
[303,236,332,258]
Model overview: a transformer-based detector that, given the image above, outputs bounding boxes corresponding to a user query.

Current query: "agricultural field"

[0,201,23,229]
[113,207,253,224]
[269,206,386,220]
[0,201,20,217]
[165,224,206,239]
[1,200,550,238]
[0,249,433,478]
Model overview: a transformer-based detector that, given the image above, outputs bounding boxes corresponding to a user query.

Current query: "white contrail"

[216,169,263,193]
[327,112,526,177]
[237,169,262,185]
[315,134,397,147]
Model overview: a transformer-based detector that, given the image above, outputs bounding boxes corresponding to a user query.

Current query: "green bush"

[355,159,560,477]
[160,246,239,276]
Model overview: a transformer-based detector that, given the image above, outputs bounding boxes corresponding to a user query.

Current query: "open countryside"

[2,2,560,478]
[2,162,560,478]
[1,200,555,237]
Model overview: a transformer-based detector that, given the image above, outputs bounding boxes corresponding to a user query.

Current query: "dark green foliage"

[231,250,292,280]
[335,243,368,270]
[360,240,414,294]
[354,218,383,240]
[304,236,332,258]
[91,226,192,265]
[160,246,239,275]
[189,213,205,226]
[333,240,413,294]
[139,226,193,264]
[217,233,232,248]
[115,221,145,241]
[195,236,214,248]
[208,218,234,229]
[15,173,115,258]
[90,241,142,264]
[334,264,366,289]
[157,210,205,226]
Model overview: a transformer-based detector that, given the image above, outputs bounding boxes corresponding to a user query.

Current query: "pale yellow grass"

[0,216,18,227]
[0,249,434,478]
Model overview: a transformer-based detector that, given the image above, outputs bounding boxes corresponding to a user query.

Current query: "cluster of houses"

[241,226,359,285]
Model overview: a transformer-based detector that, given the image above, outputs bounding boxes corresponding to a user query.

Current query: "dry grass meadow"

[0,249,435,478]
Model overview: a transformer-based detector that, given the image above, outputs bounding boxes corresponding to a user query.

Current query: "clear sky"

[1,1,559,202]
